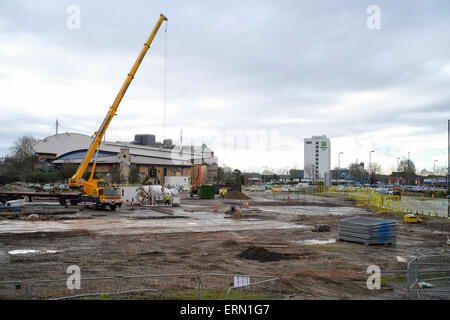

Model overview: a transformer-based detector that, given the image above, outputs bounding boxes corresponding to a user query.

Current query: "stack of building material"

[338,216,397,245]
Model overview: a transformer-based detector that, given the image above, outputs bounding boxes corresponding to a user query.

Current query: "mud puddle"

[237,246,296,262]
[8,249,58,255]
[258,206,369,216]
[294,239,336,245]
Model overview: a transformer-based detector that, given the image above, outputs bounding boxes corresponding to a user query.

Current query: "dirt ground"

[0,191,449,300]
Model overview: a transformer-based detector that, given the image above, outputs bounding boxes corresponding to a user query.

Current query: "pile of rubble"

[1,182,34,192]
[225,191,251,200]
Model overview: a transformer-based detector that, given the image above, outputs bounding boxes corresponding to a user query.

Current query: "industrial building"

[289,169,304,180]
[304,135,331,181]
[33,133,218,186]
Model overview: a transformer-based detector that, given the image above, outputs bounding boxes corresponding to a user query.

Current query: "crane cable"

[163,20,168,135]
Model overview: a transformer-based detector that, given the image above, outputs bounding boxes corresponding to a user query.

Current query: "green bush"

[28,170,57,183]
[0,175,20,185]
[56,165,77,180]
[435,190,448,198]
[425,190,449,198]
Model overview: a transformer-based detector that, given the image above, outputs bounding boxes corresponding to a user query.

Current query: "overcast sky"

[1,0,449,173]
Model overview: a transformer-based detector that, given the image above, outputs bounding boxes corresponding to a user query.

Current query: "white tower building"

[304,135,331,181]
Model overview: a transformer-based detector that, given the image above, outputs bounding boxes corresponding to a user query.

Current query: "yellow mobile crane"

[68,14,168,210]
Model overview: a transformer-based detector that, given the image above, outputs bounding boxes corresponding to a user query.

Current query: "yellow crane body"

[68,14,167,209]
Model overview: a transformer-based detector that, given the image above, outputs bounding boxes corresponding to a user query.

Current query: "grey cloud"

[1,0,450,171]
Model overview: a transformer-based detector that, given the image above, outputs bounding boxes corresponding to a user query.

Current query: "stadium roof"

[33,133,217,167]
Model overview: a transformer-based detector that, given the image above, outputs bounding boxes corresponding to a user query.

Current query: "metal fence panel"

[320,189,450,218]
[30,277,118,300]
[201,274,280,300]
[407,254,450,299]
[407,257,419,289]
[226,277,281,300]
[118,274,201,300]
[1,273,283,300]
[0,281,29,300]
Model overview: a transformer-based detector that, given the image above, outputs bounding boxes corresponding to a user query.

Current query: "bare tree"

[10,136,38,161]
[224,167,233,182]
[435,165,448,176]
[58,161,77,180]
[348,161,366,183]
[128,164,141,184]
[110,164,126,184]
[217,165,233,184]
[233,169,243,184]
[6,135,39,181]
[368,162,385,184]
[304,162,314,179]
[217,167,224,184]
[368,162,382,175]
[418,168,431,176]
[398,159,416,184]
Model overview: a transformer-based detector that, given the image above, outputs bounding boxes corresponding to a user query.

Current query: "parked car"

[375,188,389,194]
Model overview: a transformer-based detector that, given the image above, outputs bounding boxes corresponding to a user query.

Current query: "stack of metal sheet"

[338,216,397,245]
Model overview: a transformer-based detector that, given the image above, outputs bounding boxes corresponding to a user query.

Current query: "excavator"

[190,165,203,197]
[68,14,168,210]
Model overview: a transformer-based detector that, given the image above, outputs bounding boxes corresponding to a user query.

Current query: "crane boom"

[69,14,167,187]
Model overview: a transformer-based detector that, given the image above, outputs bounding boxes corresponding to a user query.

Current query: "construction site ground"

[0,191,449,300]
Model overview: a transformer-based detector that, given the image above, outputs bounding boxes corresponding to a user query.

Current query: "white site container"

[120,186,140,203]
[134,185,180,206]
[171,189,181,206]
[164,176,190,191]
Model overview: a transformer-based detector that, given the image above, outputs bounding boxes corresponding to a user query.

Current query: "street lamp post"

[311,164,315,185]
[368,150,375,186]
[338,152,343,186]
[396,157,400,185]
